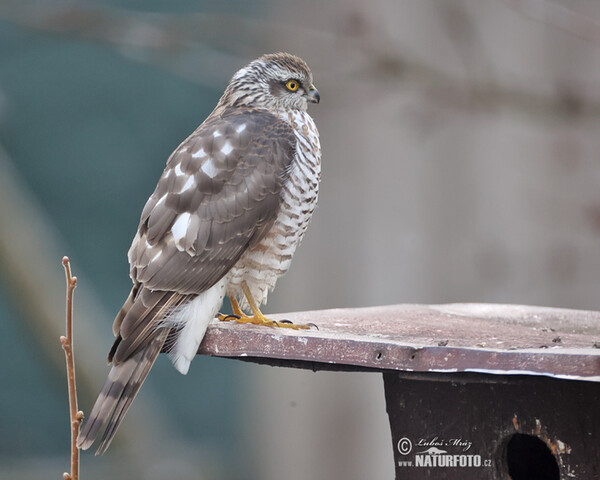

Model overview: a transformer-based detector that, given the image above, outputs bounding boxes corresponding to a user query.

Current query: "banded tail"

[77,286,187,454]
[77,330,167,454]
[77,283,223,453]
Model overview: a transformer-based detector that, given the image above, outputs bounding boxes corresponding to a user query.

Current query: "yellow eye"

[285,80,300,92]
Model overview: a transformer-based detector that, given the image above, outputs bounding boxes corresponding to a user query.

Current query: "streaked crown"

[217,53,319,112]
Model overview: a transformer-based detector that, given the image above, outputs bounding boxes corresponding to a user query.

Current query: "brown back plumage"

[77,80,301,452]
[130,108,296,295]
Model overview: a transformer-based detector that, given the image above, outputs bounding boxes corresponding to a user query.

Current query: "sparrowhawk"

[78,53,321,453]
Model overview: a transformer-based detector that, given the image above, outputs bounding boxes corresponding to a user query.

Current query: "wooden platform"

[198,303,600,479]
[199,303,600,380]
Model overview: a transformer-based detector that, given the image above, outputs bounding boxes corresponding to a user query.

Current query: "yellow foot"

[218,295,246,322]
[233,314,314,330]
[217,286,317,330]
[217,312,315,330]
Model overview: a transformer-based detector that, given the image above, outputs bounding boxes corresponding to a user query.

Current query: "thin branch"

[0,148,180,467]
[60,256,83,480]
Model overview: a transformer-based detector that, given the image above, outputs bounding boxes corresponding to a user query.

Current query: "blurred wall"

[1,1,599,479]
[267,0,600,313]
[253,1,600,479]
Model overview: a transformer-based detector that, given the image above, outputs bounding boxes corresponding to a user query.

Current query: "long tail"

[77,328,168,454]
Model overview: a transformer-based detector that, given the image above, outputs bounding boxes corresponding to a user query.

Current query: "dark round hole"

[375,351,383,360]
[505,433,559,480]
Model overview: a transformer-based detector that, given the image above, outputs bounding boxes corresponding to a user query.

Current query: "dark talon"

[307,322,319,330]
[279,319,293,324]
[223,314,240,321]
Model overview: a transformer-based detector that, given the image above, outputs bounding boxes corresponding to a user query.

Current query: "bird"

[77,52,321,454]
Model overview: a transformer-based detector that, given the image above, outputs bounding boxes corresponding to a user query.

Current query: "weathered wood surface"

[198,303,600,381]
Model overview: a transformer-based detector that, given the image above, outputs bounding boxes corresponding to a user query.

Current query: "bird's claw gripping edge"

[217,283,317,330]
[217,312,316,330]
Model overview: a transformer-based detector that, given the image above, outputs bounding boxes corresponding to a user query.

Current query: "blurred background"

[1,0,600,478]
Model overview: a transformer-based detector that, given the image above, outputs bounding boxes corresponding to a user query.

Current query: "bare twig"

[60,256,83,480]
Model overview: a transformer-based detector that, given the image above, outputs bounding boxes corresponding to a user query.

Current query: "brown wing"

[111,108,296,362]
[131,107,296,292]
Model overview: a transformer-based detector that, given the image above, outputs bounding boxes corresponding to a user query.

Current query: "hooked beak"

[306,84,320,104]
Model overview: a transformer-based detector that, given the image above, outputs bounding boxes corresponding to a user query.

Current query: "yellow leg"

[240,282,274,324]
[221,282,313,330]
[230,296,245,317]
[218,295,245,321]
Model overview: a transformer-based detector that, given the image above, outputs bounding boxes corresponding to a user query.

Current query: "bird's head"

[218,52,320,112]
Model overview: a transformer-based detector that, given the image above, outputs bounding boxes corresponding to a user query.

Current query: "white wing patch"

[192,147,206,159]
[201,158,219,178]
[155,194,167,207]
[235,123,247,133]
[180,176,196,193]
[171,212,191,246]
[174,163,184,176]
[150,249,162,262]
[221,141,233,155]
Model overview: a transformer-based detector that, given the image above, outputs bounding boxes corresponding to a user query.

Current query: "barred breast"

[225,109,321,309]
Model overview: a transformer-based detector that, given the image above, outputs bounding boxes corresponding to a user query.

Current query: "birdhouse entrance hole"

[504,433,559,480]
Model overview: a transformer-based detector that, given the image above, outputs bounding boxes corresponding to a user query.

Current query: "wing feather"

[112,108,295,363]
[129,108,296,296]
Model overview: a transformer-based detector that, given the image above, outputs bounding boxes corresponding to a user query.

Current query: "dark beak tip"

[307,86,320,104]
[309,89,320,104]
